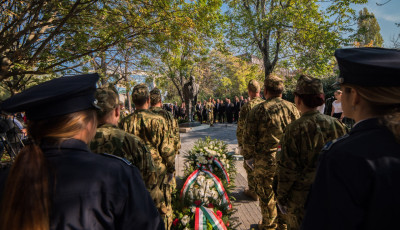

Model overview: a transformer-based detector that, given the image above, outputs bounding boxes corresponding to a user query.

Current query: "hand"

[167,173,174,183]
[277,203,287,214]
[245,158,255,170]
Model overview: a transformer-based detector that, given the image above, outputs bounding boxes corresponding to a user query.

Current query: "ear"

[351,88,361,107]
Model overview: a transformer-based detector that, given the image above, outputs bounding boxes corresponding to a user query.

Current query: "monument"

[183,76,199,123]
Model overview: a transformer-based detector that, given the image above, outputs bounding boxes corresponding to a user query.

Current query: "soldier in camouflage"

[205,97,214,126]
[243,75,300,230]
[89,85,157,191]
[149,88,180,203]
[149,88,181,158]
[237,79,264,201]
[120,83,175,230]
[276,75,348,229]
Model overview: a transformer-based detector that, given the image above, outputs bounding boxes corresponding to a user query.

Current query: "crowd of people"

[236,47,400,230]
[0,47,399,230]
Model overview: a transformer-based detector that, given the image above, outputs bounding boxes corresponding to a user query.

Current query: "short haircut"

[132,95,148,107]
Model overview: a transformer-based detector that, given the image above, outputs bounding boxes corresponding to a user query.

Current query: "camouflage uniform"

[90,85,158,197]
[237,80,264,195]
[276,75,348,230]
[149,88,181,157]
[243,76,300,230]
[205,101,214,125]
[120,84,175,230]
[149,88,181,224]
[90,124,157,191]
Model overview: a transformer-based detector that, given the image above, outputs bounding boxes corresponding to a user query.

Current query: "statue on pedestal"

[183,76,199,122]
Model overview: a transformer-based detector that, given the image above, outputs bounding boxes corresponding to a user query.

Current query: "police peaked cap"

[1,73,100,120]
[334,47,400,86]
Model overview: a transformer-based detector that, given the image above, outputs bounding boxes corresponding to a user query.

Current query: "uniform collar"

[266,97,282,102]
[41,138,91,154]
[300,110,319,117]
[150,106,162,111]
[97,123,117,129]
[349,118,381,135]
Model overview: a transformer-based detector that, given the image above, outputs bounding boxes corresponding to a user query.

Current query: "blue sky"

[353,0,400,47]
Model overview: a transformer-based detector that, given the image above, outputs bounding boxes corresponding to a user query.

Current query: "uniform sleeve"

[277,128,299,207]
[242,106,258,159]
[236,104,248,148]
[301,151,371,230]
[174,118,181,153]
[124,136,157,190]
[118,166,165,230]
[157,119,175,173]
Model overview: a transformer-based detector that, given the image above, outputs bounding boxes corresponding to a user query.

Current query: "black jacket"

[302,118,400,230]
[0,139,164,230]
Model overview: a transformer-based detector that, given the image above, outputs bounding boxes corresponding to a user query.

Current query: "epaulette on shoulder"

[101,153,132,166]
[321,134,349,152]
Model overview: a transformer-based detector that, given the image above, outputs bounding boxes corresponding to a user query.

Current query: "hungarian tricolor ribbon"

[194,206,227,230]
[180,166,232,210]
[212,157,230,184]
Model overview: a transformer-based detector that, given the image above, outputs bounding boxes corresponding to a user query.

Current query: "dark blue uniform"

[302,118,400,230]
[0,139,164,230]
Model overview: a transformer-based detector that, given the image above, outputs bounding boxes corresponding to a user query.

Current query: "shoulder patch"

[101,153,132,166]
[321,134,349,152]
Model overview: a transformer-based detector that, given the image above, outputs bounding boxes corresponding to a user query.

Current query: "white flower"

[181,215,190,226]
[227,164,230,169]
[198,189,205,198]
[205,179,215,188]
[208,159,213,164]
[211,190,219,200]
[197,156,207,164]
[199,171,205,176]
[184,228,190,230]
[205,190,213,199]
[222,154,226,159]
[191,206,197,213]
[188,189,194,199]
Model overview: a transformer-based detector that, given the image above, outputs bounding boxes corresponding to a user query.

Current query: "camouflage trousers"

[279,190,308,230]
[243,161,256,193]
[162,178,174,230]
[208,112,214,125]
[254,159,285,230]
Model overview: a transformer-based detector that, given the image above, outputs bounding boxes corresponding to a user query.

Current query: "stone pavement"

[175,123,261,230]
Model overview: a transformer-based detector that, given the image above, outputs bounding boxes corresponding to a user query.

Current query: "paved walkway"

[175,123,261,230]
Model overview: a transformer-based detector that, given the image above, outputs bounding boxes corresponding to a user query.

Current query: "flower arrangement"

[184,137,236,189]
[172,137,237,230]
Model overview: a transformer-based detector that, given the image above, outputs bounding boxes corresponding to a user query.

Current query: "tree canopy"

[352,7,383,47]
[226,0,368,79]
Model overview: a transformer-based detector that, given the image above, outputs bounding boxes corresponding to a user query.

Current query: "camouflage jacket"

[89,124,157,189]
[236,96,264,148]
[276,110,348,207]
[150,107,181,155]
[205,102,214,114]
[243,97,300,163]
[119,109,175,174]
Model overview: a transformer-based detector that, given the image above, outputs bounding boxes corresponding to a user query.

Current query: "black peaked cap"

[1,73,99,120]
[334,47,400,86]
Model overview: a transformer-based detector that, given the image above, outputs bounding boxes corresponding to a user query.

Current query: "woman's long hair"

[0,109,97,230]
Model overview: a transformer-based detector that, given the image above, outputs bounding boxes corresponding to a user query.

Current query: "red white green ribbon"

[212,157,230,184]
[194,206,227,230]
[180,169,200,199]
[194,206,207,230]
[202,169,232,209]
[180,167,232,210]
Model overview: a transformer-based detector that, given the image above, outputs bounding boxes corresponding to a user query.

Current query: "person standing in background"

[331,90,343,120]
